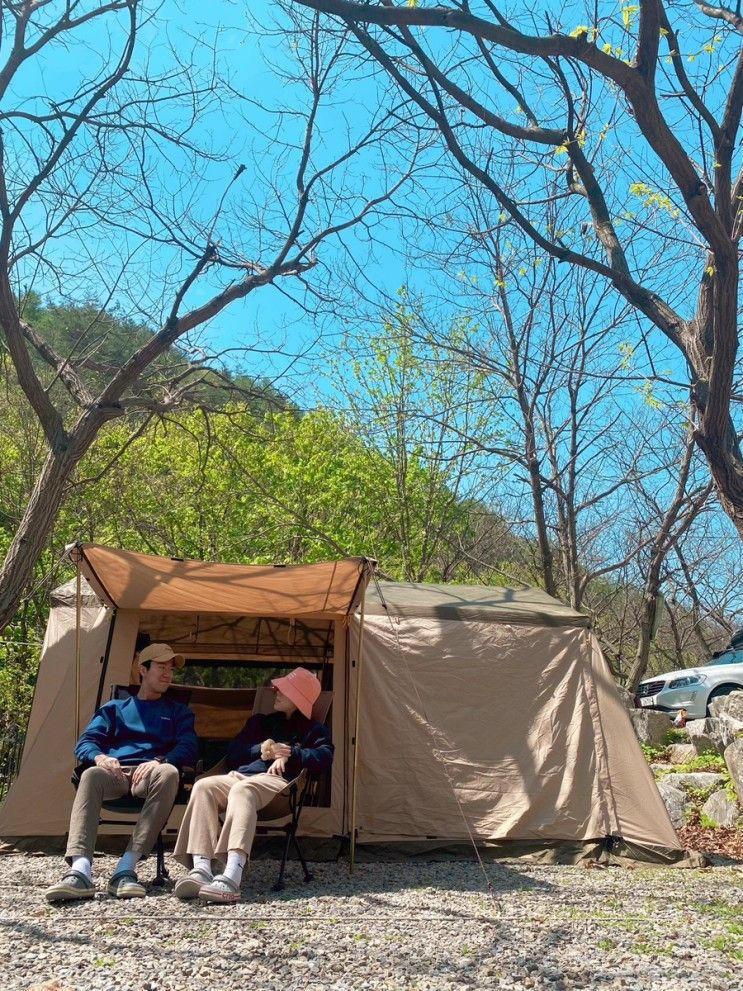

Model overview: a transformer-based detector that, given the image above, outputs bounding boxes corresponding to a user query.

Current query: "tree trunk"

[0,415,99,632]
[626,571,662,694]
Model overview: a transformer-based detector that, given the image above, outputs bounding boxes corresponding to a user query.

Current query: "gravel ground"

[0,854,741,991]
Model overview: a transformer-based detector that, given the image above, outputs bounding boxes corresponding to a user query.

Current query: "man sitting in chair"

[173,666,333,904]
[45,642,197,902]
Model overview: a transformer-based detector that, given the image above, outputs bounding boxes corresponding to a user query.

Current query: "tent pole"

[349,571,368,875]
[74,548,82,743]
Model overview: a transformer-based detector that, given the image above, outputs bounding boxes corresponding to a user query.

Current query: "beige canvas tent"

[0,544,693,865]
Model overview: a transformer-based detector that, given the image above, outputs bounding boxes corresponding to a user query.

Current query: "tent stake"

[349,571,368,875]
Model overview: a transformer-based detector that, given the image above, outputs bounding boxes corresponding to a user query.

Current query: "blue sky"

[6,0,421,397]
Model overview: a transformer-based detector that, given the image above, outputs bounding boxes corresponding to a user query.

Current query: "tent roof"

[72,544,372,618]
[50,577,99,608]
[366,581,589,627]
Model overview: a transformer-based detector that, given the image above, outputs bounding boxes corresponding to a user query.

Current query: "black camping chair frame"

[256,769,315,892]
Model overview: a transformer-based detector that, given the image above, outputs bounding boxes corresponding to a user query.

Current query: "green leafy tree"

[331,294,509,580]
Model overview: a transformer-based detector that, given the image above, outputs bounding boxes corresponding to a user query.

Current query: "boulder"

[655,778,692,828]
[659,771,725,792]
[701,789,740,827]
[630,708,671,747]
[667,743,698,765]
[724,738,743,804]
[708,690,743,727]
[685,717,738,756]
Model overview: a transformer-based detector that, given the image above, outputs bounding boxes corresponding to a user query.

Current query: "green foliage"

[641,742,669,763]
[699,812,719,829]
[671,754,725,773]
[0,640,40,738]
[17,295,289,420]
[663,728,689,745]
[702,936,743,961]
[332,291,510,581]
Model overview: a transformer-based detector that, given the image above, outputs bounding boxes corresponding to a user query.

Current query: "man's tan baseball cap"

[139,642,185,669]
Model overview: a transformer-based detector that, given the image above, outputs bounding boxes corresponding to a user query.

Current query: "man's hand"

[267,756,288,777]
[94,754,127,788]
[131,760,161,788]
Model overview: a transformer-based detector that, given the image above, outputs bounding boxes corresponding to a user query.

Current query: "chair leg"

[291,831,314,883]
[152,833,168,887]
[272,827,293,892]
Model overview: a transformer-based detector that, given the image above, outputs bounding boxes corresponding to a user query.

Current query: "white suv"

[635,650,743,719]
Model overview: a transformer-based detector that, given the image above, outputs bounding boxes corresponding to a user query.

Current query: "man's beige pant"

[65,764,180,864]
[174,771,290,868]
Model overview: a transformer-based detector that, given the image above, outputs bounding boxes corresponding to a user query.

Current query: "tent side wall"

[0,599,114,836]
[348,614,683,855]
[587,632,681,852]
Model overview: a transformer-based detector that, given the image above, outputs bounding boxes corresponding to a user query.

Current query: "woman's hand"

[267,756,288,777]
[261,740,292,760]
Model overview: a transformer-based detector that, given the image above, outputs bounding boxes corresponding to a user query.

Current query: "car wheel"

[705,683,743,717]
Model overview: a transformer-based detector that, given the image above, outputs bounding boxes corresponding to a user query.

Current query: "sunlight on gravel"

[1,855,741,991]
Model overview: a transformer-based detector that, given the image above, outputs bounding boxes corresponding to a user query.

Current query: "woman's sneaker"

[174,867,213,899]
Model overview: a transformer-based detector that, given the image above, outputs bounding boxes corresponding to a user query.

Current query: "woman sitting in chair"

[174,666,333,903]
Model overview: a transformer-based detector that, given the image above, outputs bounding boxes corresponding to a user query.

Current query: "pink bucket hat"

[271,667,321,719]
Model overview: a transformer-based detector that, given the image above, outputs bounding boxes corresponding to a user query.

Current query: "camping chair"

[71,684,194,887]
[202,687,333,891]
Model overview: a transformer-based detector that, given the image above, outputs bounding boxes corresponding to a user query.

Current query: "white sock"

[115,850,141,875]
[193,855,213,878]
[71,856,92,880]
[222,850,247,886]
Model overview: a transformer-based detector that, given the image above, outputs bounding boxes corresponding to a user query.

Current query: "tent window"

[174,660,319,690]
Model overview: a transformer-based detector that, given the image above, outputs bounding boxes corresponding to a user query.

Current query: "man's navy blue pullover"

[75,696,198,769]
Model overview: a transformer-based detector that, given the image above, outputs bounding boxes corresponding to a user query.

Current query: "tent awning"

[71,544,373,618]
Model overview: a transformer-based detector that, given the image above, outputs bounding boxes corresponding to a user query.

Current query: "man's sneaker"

[174,868,213,900]
[107,869,146,899]
[44,870,95,903]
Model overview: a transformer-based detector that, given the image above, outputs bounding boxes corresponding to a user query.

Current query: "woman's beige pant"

[174,771,290,868]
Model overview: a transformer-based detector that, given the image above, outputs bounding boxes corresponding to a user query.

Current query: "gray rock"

[659,771,725,791]
[655,778,692,827]
[667,743,697,765]
[708,689,743,725]
[701,789,740,827]
[724,737,743,803]
[629,708,671,746]
[685,717,738,755]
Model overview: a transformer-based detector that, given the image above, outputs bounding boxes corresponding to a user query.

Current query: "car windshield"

[707,650,743,666]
